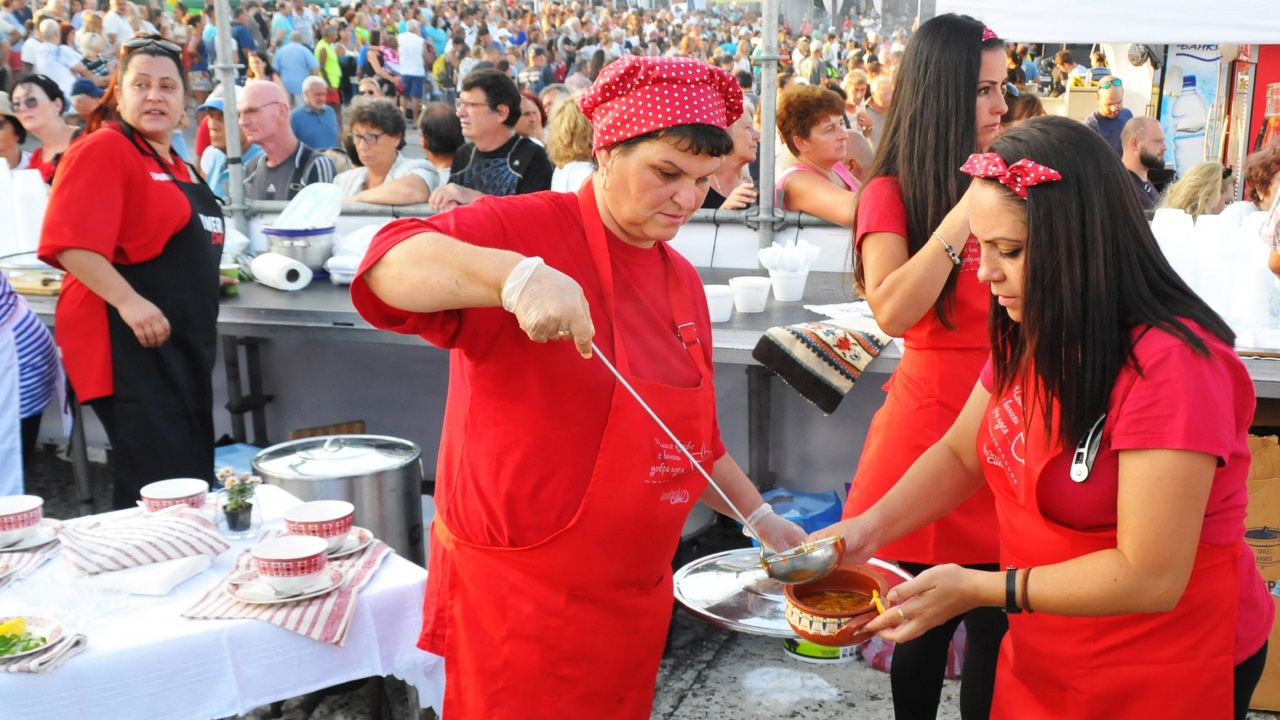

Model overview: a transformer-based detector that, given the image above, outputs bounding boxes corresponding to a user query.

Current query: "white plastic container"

[769,269,809,302]
[704,285,734,322]
[729,276,771,313]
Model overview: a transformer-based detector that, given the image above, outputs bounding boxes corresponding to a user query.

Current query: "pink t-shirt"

[979,320,1272,662]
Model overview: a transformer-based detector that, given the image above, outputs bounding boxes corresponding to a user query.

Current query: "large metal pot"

[252,435,425,566]
[263,226,335,271]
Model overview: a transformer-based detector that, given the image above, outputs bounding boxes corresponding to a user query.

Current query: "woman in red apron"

[39,36,222,509]
[351,56,805,720]
[843,15,1010,718]
[819,116,1272,719]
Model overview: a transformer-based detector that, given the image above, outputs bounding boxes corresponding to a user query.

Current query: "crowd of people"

[2,2,1280,719]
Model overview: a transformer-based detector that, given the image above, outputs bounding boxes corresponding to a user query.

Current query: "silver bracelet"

[932,231,962,266]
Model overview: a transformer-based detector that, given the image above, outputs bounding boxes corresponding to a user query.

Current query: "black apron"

[104,123,223,509]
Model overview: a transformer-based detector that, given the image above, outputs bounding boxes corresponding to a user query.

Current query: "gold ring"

[897,607,907,622]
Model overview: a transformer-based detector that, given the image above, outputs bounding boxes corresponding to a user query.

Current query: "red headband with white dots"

[982,26,998,41]
[960,153,1062,199]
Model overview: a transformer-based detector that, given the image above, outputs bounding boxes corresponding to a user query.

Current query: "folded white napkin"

[759,240,821,273]
[0,634,88,673]
[87,555,211,596]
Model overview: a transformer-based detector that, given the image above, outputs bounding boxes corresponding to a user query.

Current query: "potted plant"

[216,467,263,532]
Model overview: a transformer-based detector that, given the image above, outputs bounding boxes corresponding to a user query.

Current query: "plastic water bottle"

[1171,75,1208,174]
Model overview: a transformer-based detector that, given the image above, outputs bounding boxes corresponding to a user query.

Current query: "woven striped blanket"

[751,315,892,415]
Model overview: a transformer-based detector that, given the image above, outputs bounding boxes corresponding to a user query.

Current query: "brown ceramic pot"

[784,564,890,647]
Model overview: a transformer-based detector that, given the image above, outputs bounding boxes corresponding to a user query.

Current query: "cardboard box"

[1247,436,1280,711]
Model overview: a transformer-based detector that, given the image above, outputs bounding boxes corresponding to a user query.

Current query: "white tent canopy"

[933,0,1280,44]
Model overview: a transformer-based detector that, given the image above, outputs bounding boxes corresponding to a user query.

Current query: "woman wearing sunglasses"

[817,115,1271,720]
[9,74,80,183]
[37,35,222,508]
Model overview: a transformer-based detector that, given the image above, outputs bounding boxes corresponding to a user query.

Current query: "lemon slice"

[0,618,26,637]
[872,590,886,615]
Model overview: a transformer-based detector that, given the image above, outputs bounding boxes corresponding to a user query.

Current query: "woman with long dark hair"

[841,14,1009,719]
[819,115,1271,719]
[37,36,221,508]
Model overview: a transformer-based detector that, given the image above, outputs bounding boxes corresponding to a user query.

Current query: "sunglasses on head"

[122,36,183,56]
[1098,77,1122,89]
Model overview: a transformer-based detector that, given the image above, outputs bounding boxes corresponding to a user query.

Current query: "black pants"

[20,413,41,465]
[83,396,127,509]
[1236,641,1268,720]
[893,562,1007,720]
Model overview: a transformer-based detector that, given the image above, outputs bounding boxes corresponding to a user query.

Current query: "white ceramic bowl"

[0,495,43,547]
[704,285,734,323]
[284,500,356,553]
[251,535,329,594]
[729,276,771,313]
[139,479,209,513]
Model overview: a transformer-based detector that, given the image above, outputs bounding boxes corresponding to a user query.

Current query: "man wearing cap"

[516,44,553,93]
[67,77,101,121]
[198,93,263,200]
[428,68,552,210]
[353,54,803,720]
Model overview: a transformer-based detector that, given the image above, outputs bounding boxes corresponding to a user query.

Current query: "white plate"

[0,617,64,660]
[326,527,374,559]
[225,567,346,605]
[0,519,61,553]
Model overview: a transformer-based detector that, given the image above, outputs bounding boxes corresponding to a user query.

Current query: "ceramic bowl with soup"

[784,564,889,647]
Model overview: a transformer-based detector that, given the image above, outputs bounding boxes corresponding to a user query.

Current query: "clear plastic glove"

[743,504,808,555]
[502,257,595,357]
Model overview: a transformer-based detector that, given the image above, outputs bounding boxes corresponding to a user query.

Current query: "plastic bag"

[860,620,966,680]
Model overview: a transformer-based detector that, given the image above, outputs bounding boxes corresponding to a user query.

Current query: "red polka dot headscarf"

[578,55,744,152]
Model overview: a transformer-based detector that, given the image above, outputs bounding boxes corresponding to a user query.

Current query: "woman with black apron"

[38,36,222,509]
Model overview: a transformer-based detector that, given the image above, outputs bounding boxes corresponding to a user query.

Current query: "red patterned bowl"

[139,479,209,513]
[251,536,329,594]
[784,564,889,647]
[284,501,355,552]
[0,495,43,547]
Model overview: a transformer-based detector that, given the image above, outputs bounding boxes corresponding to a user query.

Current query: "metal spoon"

[592,342,841,585]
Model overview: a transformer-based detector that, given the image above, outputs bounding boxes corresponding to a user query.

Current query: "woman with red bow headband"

[350,56,806,720]
[838,14,1010,719]
[818,116,1272,719]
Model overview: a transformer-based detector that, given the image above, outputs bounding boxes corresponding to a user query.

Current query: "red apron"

[844,235,998,565]
[432,184,715,720]
[981,386,1237,719]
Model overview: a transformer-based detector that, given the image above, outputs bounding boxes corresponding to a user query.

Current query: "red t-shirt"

[351,191,726,550]
[37,125,195,401]
[980,321,1272,662]
[854,176,987,350]
[195,115,211,161]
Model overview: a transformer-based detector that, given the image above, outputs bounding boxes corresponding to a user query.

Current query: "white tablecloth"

[0,485,444,720]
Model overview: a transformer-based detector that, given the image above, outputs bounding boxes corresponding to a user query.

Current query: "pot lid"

[672,549,912,638]
[252,435,419,479]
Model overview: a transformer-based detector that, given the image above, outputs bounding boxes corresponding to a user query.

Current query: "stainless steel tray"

[672,548,913,638]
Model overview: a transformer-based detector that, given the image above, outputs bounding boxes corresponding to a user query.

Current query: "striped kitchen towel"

[0,633,88,673]
[182,537,393,646]
[60,510,230,575]
[751,315,892,415]
[0,527,63,592]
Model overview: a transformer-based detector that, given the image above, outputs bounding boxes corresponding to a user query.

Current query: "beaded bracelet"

[932,231,962,266]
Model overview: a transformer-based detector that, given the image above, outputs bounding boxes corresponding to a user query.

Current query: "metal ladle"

[592,342,843,585]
